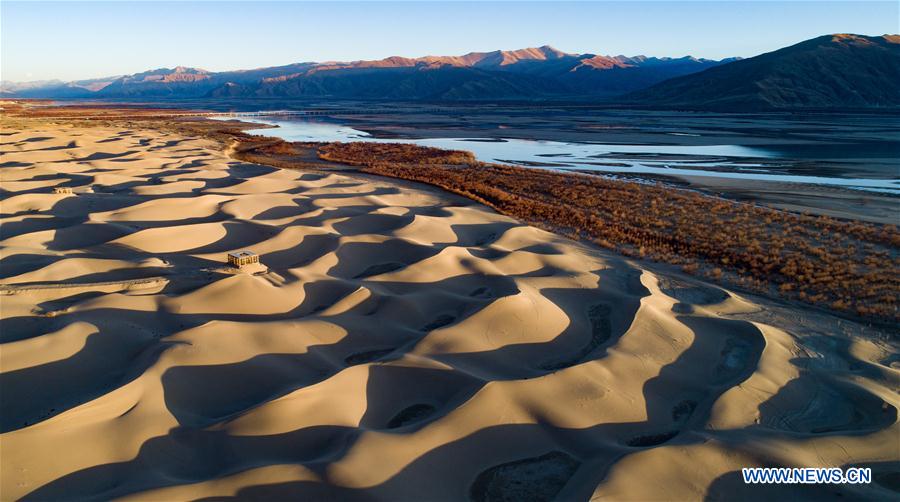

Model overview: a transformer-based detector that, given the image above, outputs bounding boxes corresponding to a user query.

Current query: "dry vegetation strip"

[316,142,900,323]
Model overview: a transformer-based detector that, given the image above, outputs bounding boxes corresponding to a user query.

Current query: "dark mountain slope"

[243,66,580,100]
[628,34,900,110]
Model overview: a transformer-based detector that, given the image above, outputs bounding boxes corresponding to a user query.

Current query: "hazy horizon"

[3,1,898,82]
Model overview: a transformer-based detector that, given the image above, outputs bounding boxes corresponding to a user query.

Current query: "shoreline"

[216,112,900,223]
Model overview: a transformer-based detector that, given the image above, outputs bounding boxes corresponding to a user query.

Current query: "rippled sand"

[1,122,897,501]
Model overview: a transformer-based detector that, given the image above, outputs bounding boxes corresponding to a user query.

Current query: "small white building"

[227,250,259,268]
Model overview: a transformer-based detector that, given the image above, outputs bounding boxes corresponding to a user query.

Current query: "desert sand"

[0,120,897,501]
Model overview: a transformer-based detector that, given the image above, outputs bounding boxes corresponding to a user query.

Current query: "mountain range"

[1,45,734,101]
[3,34,898,110]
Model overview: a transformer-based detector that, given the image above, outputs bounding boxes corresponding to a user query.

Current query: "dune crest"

[1,122,897,500]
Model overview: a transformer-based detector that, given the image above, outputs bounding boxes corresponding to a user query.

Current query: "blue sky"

[3,1,898,81]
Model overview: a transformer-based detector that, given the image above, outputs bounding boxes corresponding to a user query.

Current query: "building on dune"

[227,250,260,268]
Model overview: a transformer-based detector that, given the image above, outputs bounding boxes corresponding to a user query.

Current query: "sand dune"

[1,121,897,501]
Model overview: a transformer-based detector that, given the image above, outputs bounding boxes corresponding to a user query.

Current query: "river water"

[220,116,900,194]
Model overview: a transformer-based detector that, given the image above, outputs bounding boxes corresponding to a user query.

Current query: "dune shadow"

[263,233,342,270]
[756,370,896,435]
[361,365,483,431]
[449,222,519,247]
[162,353,336,428]
[22,424,358,502]
[327,239,441,279]
[332,212,416,237]
[0,332,175,433]
[434,266,645,380]
[67,150,139,162]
